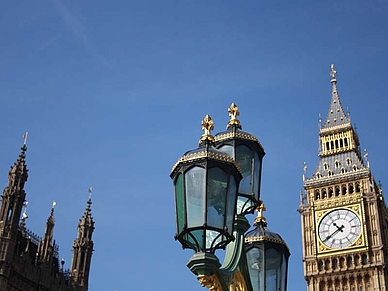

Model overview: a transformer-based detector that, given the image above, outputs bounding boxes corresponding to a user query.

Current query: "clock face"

[318,209,362,249]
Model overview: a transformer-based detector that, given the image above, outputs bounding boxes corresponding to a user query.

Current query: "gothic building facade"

[299,65,388,290]
[0,142,95,291]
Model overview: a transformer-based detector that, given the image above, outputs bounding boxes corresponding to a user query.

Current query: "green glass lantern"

[170,115,242,253]
[215,103,265,215]
[245,203,290,291]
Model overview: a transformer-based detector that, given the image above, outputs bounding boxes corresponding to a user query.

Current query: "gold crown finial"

[227,103,241,127]
[330,64,337,82]
[199,115,215,145]
[254,201,267,225]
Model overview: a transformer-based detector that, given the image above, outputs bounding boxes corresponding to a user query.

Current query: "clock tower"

[299,65,388,291]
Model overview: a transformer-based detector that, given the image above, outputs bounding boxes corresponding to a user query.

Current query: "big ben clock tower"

[299,65,388,291]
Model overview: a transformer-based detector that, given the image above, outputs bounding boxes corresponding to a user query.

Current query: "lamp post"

[170,104,290,291]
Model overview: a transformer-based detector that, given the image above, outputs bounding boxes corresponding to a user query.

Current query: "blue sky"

[1,0,388,290]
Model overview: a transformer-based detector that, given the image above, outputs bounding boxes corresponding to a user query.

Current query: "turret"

[36,202,56,264]
[71,188,94,291]
[0,134,29,284]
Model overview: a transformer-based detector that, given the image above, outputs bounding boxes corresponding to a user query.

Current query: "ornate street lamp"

[170,115,243,253]
[245,203,290,291]
[214,103,265,215]
[170,107,289,291]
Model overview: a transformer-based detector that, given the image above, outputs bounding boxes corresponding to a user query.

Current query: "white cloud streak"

[52,0,111,68]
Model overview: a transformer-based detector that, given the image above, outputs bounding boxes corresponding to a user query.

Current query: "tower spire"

[0,135,29,269]
[36,201,56,264]
[71,188,95,291]
[322,64,350,129]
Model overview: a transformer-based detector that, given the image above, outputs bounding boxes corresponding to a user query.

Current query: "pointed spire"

[79,187,94,229]
[9,133,29,185]
[322,64,350,130]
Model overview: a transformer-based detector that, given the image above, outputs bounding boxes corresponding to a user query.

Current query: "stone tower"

[0,138,95,291]
[71,196,95,291]
[299,65,388,291]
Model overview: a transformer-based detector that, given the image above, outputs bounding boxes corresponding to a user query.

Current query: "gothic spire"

[321,64,350,130]
[71,189,95,291]
[8,133,29,189]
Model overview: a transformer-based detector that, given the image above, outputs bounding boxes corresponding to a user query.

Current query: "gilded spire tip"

[227,103,241,127]
[199,114,215,145]
[254,201,267,225]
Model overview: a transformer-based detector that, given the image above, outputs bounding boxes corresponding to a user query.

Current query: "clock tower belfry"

[299,65,388,291]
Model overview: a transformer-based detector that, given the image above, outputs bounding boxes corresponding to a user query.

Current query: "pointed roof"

[79,197,94,228]
[321,64,351,131]
[9,144,28,181]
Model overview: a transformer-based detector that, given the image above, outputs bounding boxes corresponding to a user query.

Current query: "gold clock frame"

[314,203,367,256]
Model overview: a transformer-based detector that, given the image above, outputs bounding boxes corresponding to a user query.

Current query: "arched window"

[335,140,339,149]
[328,188,333,198]
[344,138,348,147]
[349,184,354,194]
[340,139,344,148]
[331,141,334,150]
[356,183,361,192]
[341,167,346,174]
[335,160,340,168]
[326,142,330,151]
[335,187,340,196]
[342,185,347,195]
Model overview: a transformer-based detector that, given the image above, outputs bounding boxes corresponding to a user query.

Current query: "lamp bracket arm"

[220,215,250,272]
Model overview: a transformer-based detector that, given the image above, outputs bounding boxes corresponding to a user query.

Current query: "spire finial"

[22,132,29,146]
[364,149,370,168]
[330,64,337,83]
[302,162,307,181]
[227,103,241,129]
[51,200,56,215]
[254,201,267,225]
[88,186,93,200]
[199,115,215,145]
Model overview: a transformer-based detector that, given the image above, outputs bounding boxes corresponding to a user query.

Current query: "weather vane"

[23,132,29,146]
[88,186,93,199]
[330,64,337,79]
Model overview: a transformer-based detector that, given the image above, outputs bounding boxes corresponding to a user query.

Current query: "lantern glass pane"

[189,229,204,251]
[236,145,254,195]
[252,151,261,200]
[236,196,254,215]
[175,174,185,233]
[185,166,205,228]
[206,230,221,249]
[207,167,228,229]
[266,248,282,291]
[219,144,234,158]
[247,247,265,291]
[226,175,236,232]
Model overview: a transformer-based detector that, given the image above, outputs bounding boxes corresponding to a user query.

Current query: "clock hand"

[333,222,344,232]
[322,224,345,243]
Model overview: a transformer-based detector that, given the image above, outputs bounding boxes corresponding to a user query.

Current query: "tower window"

[335,187,340,196]
[340,139,343,148]
[335,160,340,168]
[328,188,333,198]
[341,167,346,174]
[353,165,357,171]
[346,158,351,165]
[331,141,334,150]
[328,170,332,176]
[342,185,347,195]
[316,172,321,179]
[356,183,361,193]
[324,163,329,170]
[344,138,348,147]
[349,184,354,194]
[335,140,339,148]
